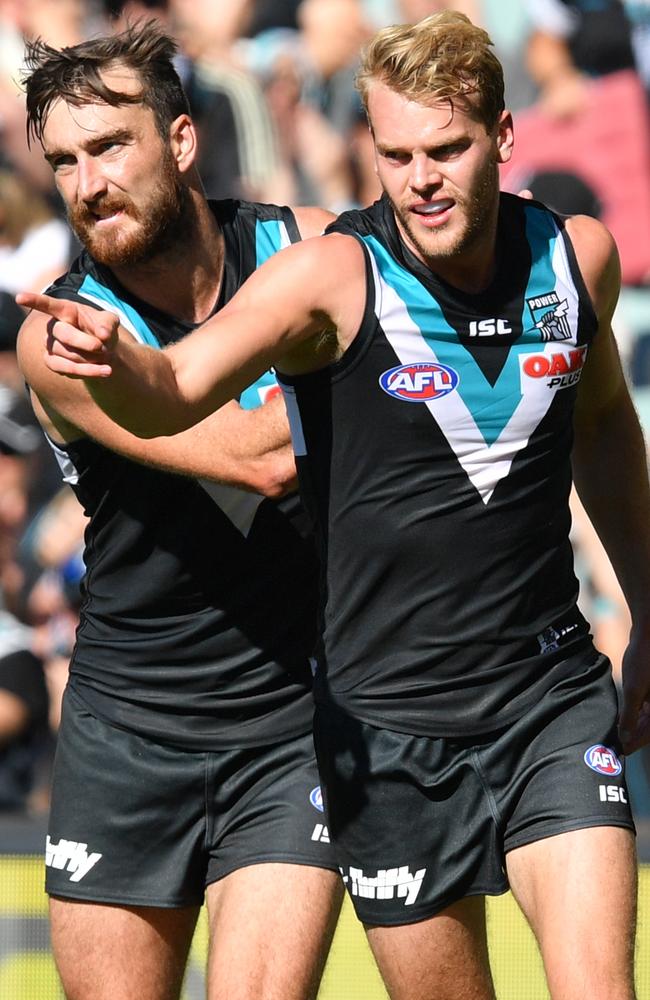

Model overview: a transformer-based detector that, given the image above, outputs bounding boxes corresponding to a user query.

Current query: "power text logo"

[527,292,571,342]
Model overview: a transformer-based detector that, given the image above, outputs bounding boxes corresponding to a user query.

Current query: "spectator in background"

[0,388,50,814]
[0,169,71,296]
[237,0,370,209]
[525,0,650,118]
[168,0,293,203]
[0,0,92,191]
[0,612,49,813]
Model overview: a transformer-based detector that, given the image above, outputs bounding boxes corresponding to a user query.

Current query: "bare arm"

[16,207,335,496]
[569,214,650,752]
[292,205,337,239]
[17,233,365,438]
[18,309,297,497]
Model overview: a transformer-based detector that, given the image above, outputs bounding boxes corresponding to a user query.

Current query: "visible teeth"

[414,201,452,215]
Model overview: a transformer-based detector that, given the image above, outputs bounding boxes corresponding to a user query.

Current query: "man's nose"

[76,157,108,203]
[409,153,442,194]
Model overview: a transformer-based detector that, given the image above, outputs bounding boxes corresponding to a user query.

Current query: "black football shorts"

[313,650,635,926]
[46,686,336,906]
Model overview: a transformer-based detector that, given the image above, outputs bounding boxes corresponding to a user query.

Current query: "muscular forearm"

[86,336,211,437]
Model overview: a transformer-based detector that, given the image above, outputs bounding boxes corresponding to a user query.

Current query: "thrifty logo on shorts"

[340,865,426,905]
[45,835,102,882]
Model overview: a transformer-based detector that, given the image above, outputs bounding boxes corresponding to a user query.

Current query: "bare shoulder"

[16,306,49,386]
[292,205,337,240]
[564,214,621,318]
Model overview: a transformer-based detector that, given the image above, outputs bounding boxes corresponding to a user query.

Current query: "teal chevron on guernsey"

[363,206,584,504]
[363,233,544,446]
[255,218,291,269]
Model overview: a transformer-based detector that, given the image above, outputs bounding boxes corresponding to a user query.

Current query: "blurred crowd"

[1,0,650,814]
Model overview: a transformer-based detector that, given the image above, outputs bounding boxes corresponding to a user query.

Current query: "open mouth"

[91,208,125,224]
[411,199,454,226]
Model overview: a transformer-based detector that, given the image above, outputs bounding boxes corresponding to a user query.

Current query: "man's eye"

[437,144,466,160]
[52,156,75,170]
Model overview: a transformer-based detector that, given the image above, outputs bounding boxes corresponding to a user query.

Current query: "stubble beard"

[67,148,193,269]
[391,161,499,270]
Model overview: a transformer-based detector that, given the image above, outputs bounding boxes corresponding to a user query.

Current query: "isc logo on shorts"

[379,362,459,402]
[583,744,622,776]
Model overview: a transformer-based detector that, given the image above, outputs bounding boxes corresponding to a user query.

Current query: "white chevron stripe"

[367,249,583,504]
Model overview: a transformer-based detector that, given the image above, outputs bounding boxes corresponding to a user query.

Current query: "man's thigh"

[49,897,200,1000]
[47,687,208,907]
[492,654,638,998]
[506,826,637,1000]
[366,896,496,1000]
[202,731,344,999]
[205,863,343,1000]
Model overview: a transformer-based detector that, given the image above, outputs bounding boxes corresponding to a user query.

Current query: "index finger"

[16,291,80,325]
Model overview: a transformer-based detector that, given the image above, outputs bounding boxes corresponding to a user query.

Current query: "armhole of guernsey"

[42,277,160,487]
[238,215,294,412]
[80,273,265,536]
[77,275,160,347]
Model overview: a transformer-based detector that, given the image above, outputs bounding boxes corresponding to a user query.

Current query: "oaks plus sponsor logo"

[45,835,102,882]
[379,362,459,402]
[520,346,587,390]
[527,292,571,342]
[584,745,623,776]
[340,865,426,906]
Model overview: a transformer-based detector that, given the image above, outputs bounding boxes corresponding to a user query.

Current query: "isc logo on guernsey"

[379,362,459,402]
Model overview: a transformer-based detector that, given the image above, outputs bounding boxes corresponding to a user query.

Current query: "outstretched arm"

[570,215,650,753]
[18,306,298,496]
[16,233,363,438]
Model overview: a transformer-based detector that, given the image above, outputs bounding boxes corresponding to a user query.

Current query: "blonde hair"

[356,11,504,131]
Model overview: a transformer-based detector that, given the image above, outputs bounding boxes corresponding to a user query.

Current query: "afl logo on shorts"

[310,786,324,812]
[584,745,622,776]
[379,362,459,402]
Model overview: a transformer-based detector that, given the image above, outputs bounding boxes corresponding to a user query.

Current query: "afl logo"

[584,745,622,776]
[379,362,459,402]
[310,786,324,812]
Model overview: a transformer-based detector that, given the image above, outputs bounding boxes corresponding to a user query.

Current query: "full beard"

[391,162,499,270]
[67,152,193,268]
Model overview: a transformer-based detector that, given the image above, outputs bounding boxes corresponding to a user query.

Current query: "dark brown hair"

[23,20,190,146]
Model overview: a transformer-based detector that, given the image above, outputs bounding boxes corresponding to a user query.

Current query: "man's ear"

[495,110,514,165]
[170,114,197,173]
